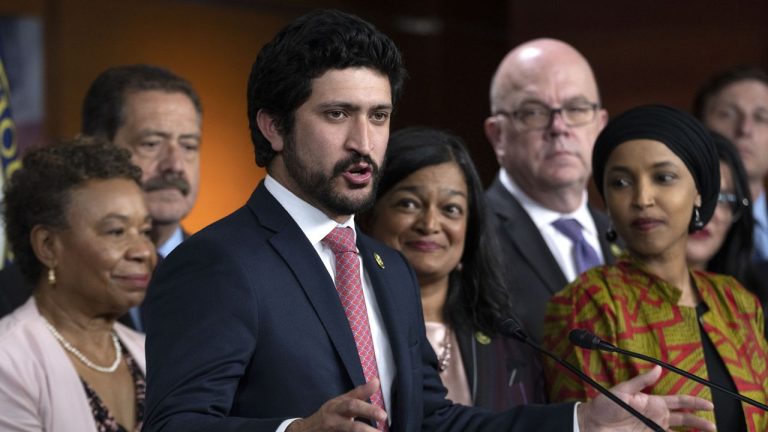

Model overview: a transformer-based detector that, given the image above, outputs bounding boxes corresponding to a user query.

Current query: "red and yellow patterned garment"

[543,257,768,431]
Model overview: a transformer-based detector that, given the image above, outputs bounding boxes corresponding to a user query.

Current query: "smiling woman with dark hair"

[686,132,768,321]
[0,137,156,431]
[543,105,768,432]
[361,127,546,410]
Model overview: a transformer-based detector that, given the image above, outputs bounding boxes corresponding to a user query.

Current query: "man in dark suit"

[484,39,617,343]
[0,65,201,330]
[142,10,714,432]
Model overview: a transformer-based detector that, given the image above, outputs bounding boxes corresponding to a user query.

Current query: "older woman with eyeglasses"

[686,131,768,333]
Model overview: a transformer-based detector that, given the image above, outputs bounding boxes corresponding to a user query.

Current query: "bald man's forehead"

[491,47,599,109]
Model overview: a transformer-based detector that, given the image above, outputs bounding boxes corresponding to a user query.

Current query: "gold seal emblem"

[474,331,491,345]
[374,253,385,269]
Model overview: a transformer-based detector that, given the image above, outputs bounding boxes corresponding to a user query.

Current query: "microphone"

[495,317,664,432]
[569,328,768,412]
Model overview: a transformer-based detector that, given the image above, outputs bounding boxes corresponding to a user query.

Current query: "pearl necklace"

[43,319,122,373]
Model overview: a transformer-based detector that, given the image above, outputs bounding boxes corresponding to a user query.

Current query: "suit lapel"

[249,184,366,387]
[455,330,477,400]
[358,238,404,348]
[357,233,411,428]
[487,179,567,295]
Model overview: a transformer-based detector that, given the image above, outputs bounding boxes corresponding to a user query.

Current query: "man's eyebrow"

[318,102,360,111]
[137,130,201,140]
[317,102,393,111]
[137,130,172,138]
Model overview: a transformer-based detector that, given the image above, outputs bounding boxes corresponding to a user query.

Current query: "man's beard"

[283,134,381,216]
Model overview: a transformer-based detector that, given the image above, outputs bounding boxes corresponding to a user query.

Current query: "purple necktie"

[552,218,602,274]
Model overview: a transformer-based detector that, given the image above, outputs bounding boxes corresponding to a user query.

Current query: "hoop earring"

[691,206,705,231]
[605,222,617,242]
[48,268,56,286]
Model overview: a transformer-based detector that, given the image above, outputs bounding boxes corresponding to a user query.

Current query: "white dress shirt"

[265,175,394,431]
[157,225,185,259]
[499,169,604,282]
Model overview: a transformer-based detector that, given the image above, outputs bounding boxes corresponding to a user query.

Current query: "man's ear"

[597,108,609,129]
[30,225,60,270]
[256,109,285,152]
[484,116,504,160]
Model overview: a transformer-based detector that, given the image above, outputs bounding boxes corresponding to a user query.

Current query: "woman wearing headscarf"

[0,138,155,431]
[542,105,768,431]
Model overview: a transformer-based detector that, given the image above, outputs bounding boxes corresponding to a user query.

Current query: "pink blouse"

[425,321,472,406]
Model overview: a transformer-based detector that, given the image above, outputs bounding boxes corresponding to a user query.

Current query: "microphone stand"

[496,318,665,432]
[569,328,768,412]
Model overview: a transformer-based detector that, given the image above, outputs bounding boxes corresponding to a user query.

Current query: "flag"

[0,53,21,269]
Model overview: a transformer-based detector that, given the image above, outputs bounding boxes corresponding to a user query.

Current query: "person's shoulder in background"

[0,264,33,320]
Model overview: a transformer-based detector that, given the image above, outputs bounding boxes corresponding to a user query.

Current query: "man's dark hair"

[247,9,406,168]
[693,65,768,120]
[3,136,142,283]
[82,64,202,140]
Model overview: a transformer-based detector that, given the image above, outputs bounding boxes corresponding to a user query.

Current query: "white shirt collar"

[157,225,185,258]
[263,175,357,245]
[498,169,597,236]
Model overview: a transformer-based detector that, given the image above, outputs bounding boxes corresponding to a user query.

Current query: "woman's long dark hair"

[705,132,764,297]
[367,127,513,336]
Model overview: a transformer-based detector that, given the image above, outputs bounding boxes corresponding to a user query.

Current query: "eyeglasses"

[717,192,750,219]
[495,102,600,130]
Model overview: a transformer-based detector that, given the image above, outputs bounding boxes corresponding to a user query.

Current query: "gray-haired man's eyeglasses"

[495,102,600,130]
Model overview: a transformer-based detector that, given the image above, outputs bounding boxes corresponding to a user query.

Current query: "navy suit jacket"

[143,182,573,431]
[486,177,618,343]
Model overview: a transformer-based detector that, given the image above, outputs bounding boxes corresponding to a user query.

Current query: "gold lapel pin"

[373,252,385,269]
[474,331,491,345]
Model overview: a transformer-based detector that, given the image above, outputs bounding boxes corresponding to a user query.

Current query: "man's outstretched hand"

[578,365,715,432]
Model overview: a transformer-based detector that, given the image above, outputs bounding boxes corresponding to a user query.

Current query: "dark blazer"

[142,182,573,432]
[0,264,32,318]
[486,177,618,343]
[745,263,768,338]
[456,329,547,411]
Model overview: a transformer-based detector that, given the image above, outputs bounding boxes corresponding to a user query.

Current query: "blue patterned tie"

[552,218,602,274]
